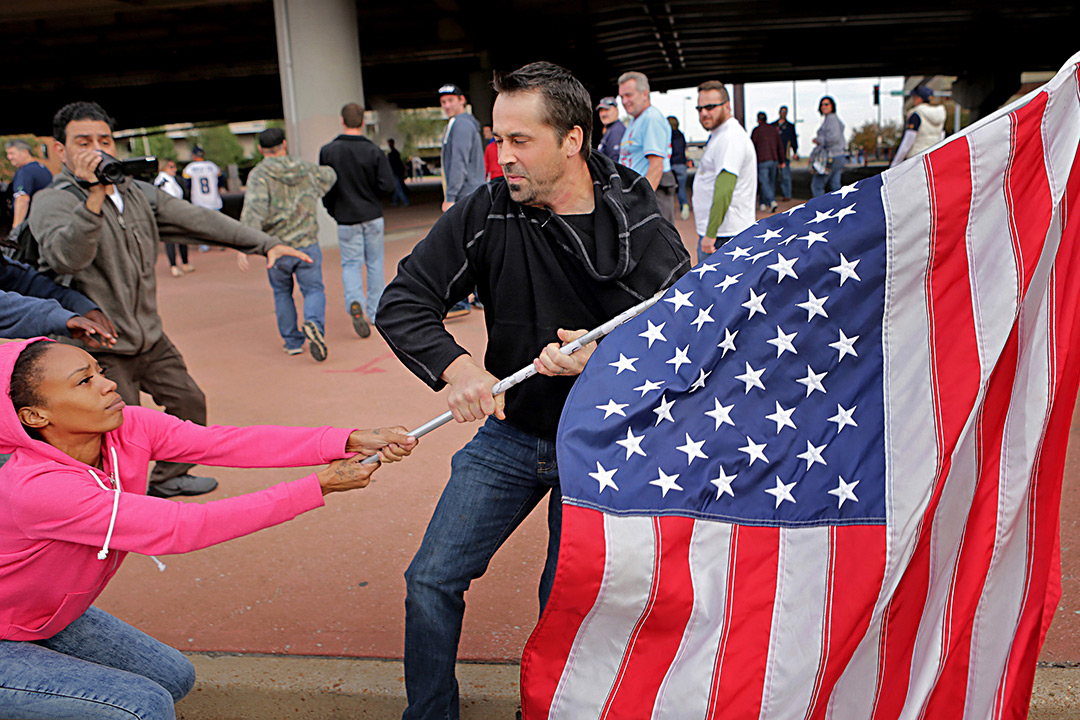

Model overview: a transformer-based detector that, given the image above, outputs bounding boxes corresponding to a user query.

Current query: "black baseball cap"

[258,127,286,148]
[439,83,465,96]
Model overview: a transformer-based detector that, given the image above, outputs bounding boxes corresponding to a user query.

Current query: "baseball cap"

[190,145,204,156]
[438,83,465,96]
[913,85,934,101]
[596,97,618,109]
[258,127,286,148]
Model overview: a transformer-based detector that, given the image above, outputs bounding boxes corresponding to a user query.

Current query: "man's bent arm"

[31,186,105,275]
[706,170,738,238]
[645,154,664,190]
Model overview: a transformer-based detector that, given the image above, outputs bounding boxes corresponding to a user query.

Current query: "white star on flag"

[796,440,828,469]
[808,209,835,224]
[711,467,737,499]
[755,228,782,241]
[829,330,859,362]
[735,362,766,393]
[689,368,711,392]
[796,365,828,396]
[828,404,858,432]
[632,379,664,397]
[766,326,798,357]
[653,394,676,425]
[666,346,691,373]
[615,427,646,459]
[830,254,862,285]
[705,398,735,430]
[747,249,773,264]
[714,273,742,292]
[595,399,629,419]
[832,183,858,199]
[765,476,797,508]
[650,468,683,497]
[676,433,709,465]
[588,462,619,494]
[796,290,829,321]
[829,476,860,508]
[691,305,715,331]
[718,328,738,357]
[738,436,768,466]
[638,321,667,347]
[724,245,751,260]
[690,262,719,278]
[799,230,829,249]
[663,288,694,312]
[765,401,797,433]
[742,288,767,319]
[609,354,638,374]
[767,254,799,283]
[833,203,857,223]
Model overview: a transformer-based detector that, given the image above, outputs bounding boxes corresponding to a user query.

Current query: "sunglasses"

[696,102,728,112]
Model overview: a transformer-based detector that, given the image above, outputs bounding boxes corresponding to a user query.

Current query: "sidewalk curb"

[176,654,1080,719]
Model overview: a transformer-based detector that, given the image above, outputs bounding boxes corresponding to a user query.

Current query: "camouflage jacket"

[240,156,337,248]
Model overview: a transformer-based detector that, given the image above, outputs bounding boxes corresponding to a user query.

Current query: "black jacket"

[377,151,690,439]
[318,135,395,224]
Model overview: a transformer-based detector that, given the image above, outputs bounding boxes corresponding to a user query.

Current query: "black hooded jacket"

[377,151,690,439]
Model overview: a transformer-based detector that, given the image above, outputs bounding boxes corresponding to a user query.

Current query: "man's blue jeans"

[391,177,409,207]
[672,162,688,207]
[337,218,385,323]
[757,160,778,206]
[403,417,561,720]
[266,241,325,351]
[811,155,846,197]
[0,606,195,719]
[778,161,792,199]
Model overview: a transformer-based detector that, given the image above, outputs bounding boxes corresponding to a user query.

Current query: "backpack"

[6,178,159,272]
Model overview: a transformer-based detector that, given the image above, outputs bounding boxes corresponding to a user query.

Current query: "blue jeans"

[337,218,385,323]
[391,177,409,207]
[0,606,195,719]
[757,160,778,206]
[811,154,846,197]
[697,234,734,265]
[403,417,561,720]
[266,241,325,350]
[778,162,792,199]
[672,163,688,207]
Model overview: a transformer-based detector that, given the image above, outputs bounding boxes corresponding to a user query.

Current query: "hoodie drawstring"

[87,446,121,561]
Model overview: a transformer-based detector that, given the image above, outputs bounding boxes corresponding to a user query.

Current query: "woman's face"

[819,98,834,115]
[19,344,125,437]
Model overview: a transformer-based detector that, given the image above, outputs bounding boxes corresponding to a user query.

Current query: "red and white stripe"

[521,53,1080,720]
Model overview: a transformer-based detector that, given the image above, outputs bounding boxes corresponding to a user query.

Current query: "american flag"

[521,53,1080,720]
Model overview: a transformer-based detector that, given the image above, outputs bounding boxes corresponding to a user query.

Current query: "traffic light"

[873,84,880,106]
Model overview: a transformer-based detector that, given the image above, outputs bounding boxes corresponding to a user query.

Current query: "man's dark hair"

[779,105,789,113]
[697,81,730,104]
[341,103,365,129]
[757,112,767,122]
[52,102,115,144]
[493,62,592,157]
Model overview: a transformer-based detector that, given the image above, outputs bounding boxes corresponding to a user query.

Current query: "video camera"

[94,153,157,184]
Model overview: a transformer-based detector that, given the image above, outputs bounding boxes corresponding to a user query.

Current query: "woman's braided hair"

[9,341,52,426]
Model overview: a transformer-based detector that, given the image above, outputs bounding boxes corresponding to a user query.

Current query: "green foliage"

[144,127,177,162]
[395,108,445,158]
[193,125,245,167]
[0,135,45,183]
[849,119,902,154]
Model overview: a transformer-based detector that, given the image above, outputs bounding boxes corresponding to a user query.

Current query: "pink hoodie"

[0,338,354,641]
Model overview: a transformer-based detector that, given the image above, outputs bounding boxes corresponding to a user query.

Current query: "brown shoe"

[349,301,371,338]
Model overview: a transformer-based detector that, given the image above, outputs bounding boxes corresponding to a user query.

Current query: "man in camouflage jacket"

[241,128,338,361]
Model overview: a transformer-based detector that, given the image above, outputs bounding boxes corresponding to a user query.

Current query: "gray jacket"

[815,114,846,158]
[441,112,485,204]
[30,166,280,355]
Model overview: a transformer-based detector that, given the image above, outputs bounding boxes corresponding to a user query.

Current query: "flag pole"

[362,291,665,464]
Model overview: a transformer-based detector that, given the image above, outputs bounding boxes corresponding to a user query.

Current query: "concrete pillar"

[732,83,746,128]
[273,0,363,246]
[951,70,1020,123]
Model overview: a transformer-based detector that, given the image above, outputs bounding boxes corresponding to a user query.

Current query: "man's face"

[598,105,619,126]
[5,146,31,167]
[482,126,493,141]
[163,161,177,176]
[440,94,467,118]
[493,90,577,208]
[697,90,728,131]
[57,119,116,168]
[618,80,649,118]
[778,107,788,121]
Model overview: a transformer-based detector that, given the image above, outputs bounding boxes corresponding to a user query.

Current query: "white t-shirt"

[692,117,756,238]
[183,160,222,210]
[154,172,184,200]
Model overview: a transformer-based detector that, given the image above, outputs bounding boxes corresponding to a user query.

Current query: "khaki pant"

[95,334,206,485]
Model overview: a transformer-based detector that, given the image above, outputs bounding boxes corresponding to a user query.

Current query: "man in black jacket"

[319,103,395,338]
[378,61,689,720]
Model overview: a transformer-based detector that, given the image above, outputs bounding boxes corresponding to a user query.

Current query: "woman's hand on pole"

[317,455,380,495]
[345,426,417,463]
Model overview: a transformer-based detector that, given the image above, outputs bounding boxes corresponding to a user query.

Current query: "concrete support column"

[273,0,363,245]
[732,83,745,128]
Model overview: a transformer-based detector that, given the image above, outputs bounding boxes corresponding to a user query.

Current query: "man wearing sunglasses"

[691,81,757,262]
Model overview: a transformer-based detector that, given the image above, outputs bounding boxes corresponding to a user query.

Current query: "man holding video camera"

[29,101,312,498]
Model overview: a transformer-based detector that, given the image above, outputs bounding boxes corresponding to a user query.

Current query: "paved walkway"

[84,179,1080,716]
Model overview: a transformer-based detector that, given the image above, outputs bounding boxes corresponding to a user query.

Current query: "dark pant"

[403,417,561,720]
[164,243,188,267]
[96,335,206,485]
[656,170,678,224]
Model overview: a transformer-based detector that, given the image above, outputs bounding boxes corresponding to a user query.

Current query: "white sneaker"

[759,203,768,212]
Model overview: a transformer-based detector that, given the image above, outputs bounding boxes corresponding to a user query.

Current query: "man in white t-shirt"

[691,80,757,263]
[182,146,223,211]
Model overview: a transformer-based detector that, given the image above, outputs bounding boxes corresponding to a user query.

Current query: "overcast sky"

[643,76,908,150]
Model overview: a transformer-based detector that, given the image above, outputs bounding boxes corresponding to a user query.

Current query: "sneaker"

[182,264,196,273]
[148,473,219,498]
[769,202,778,212]
[283,345,303,356]
[170,265,183,278]
[759,203,768,212]
[349,301,371,338]
[302,321,328,362]
[680,203,690,220]
[446,300,471,319]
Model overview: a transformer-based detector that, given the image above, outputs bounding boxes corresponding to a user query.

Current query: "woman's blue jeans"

[0,606,195,719]
[811,154,846,197]
[402,416,561,720]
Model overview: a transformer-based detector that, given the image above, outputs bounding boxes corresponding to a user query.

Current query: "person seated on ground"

[0,338,417,720]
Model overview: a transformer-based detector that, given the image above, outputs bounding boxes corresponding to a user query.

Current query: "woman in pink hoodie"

[0,338,416,719]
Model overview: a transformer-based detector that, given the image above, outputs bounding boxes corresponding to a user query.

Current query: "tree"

[193,125,245,167]
[395,108,445,158]
[849,120,902,154]
[144,127,177,162]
